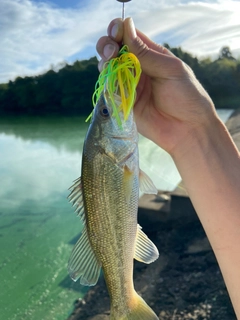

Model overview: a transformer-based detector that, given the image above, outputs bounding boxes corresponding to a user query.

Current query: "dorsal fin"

[68,177,85,225]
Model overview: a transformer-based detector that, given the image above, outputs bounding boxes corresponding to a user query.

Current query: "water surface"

[0,117,88,320]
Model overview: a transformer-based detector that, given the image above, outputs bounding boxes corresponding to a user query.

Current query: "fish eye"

[100,106,110,118]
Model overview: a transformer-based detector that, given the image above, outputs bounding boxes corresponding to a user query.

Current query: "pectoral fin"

[68,227,101,286]
[123,165,135,204]
[134,225,159,264]
[139,169,158,195]
[68,177,85,224]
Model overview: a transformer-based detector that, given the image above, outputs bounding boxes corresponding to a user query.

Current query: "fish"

[68,91,159,320]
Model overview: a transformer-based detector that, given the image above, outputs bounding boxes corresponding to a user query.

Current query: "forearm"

[172,116,240,317]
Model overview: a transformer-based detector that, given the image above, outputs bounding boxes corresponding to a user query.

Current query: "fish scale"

[68,94,159,319]
[82,151,138,304]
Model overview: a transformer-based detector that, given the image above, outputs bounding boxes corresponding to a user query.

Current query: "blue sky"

[32,0,86,9]
[1,0,240,83]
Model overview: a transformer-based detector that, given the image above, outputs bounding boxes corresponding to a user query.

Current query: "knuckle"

[132,37,150,59]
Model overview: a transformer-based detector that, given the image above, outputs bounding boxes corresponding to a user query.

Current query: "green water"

[0,117,88,320]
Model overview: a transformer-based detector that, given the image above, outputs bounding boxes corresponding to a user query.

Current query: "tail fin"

[111,292,158,320]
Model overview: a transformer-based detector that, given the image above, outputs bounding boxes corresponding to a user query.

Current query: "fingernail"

[128,17,137,40]
[111,24,119,39]
[103,44,115,60]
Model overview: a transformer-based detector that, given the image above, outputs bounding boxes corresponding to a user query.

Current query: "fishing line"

[116,0,132,20]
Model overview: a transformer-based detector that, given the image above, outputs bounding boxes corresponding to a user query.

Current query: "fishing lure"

[86,45,142,128]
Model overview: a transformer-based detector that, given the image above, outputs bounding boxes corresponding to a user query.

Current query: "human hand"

[96,18,217,157]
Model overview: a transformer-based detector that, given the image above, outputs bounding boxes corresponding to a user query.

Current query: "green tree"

[0,49,239,116]
[219,46,236,60]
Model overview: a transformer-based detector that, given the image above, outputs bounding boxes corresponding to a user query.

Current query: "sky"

[1,0,240,83]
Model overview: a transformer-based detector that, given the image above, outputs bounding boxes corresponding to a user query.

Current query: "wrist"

[171,112,240,205]
[170,115,226,169]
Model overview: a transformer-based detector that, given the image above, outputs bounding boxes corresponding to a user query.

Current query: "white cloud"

[0,0,240,83]
[132,1,240,57]
[0,0,107,82]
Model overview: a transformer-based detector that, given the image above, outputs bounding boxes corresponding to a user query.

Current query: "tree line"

[0,57,99,116]
[0,46,239,116]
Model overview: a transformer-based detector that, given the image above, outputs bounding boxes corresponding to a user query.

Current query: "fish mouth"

[111,136,132,141]
[110,130,137,141]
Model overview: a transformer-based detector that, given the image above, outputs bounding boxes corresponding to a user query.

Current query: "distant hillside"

[0,57,99,116]
[0,46,239,116]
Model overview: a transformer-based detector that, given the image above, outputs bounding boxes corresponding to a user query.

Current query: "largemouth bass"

[68,92,159,319]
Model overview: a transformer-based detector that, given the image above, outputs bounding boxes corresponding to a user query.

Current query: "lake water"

[0,110,233,320]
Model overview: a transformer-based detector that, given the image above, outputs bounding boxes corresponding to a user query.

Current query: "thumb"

[123,18,180,78]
